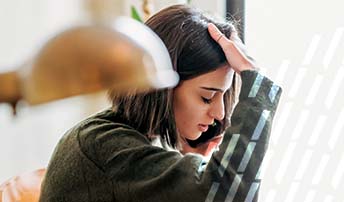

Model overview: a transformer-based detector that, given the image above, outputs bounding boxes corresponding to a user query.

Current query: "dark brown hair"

[109,4,238,148]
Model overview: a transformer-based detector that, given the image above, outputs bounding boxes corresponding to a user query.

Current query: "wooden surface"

[0,168,46,202]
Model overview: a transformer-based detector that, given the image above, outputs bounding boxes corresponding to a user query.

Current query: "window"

[246,0,344,201]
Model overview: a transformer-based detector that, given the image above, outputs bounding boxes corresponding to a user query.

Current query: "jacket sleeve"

[87,70,282,202]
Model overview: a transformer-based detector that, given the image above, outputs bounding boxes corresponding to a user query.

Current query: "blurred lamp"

[0,17,178,108]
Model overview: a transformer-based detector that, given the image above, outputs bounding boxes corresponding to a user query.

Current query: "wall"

[0,0,225,183]
[0,0,121,182]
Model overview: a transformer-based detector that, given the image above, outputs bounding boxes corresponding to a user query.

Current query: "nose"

[209,98,225,121]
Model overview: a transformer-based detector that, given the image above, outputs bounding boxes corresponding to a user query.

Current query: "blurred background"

[0,0,343,201]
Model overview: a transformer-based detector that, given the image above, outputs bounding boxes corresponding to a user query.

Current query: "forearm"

[201,70,282,202]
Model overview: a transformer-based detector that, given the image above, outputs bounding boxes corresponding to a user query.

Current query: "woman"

[40,4,282,202]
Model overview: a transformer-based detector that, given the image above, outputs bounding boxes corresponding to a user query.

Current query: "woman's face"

[173,64,235,145]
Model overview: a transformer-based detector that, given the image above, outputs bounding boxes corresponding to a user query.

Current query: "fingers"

[210,24,241,49]
[208,23,256,73]
[208,23,237,59]
[208,23,230,47]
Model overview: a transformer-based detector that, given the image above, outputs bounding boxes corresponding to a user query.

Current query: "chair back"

[0,168,46,202]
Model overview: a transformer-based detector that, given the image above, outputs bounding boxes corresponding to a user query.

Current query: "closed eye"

[201,97,212,104]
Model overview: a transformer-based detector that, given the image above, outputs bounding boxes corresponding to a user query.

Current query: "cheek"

[174,97,195,126]
[173,94,208,135]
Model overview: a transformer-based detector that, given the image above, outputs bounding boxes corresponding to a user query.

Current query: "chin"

[184,131,202,141]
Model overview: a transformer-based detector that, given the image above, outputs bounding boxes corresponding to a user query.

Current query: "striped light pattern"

[251,110,270,141]
[205,182,220,202]
[218,134,240,177]
[237,142,256,172]
[257,26,344,202]
[248,74,264,98]
[206,76,277,201]
[224,174,243,202]
[245,182,260,202]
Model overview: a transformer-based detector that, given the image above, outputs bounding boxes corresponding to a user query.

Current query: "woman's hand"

[178,134,224,158]
[208,23,256,74]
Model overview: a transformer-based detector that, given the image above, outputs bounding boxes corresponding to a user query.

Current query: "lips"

[198,124,209,132]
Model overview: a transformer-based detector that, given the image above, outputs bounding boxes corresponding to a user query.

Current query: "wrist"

[238,64,255,74]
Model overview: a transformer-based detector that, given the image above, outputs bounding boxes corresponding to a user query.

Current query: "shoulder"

[73,109,151,165]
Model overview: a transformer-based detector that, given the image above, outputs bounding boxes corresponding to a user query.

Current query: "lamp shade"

[0,17,178,105]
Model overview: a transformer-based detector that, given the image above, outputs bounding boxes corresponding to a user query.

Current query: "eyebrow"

[200,86,224,93]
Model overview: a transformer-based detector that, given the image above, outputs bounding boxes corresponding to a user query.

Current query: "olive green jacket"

[39,70,282,202]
